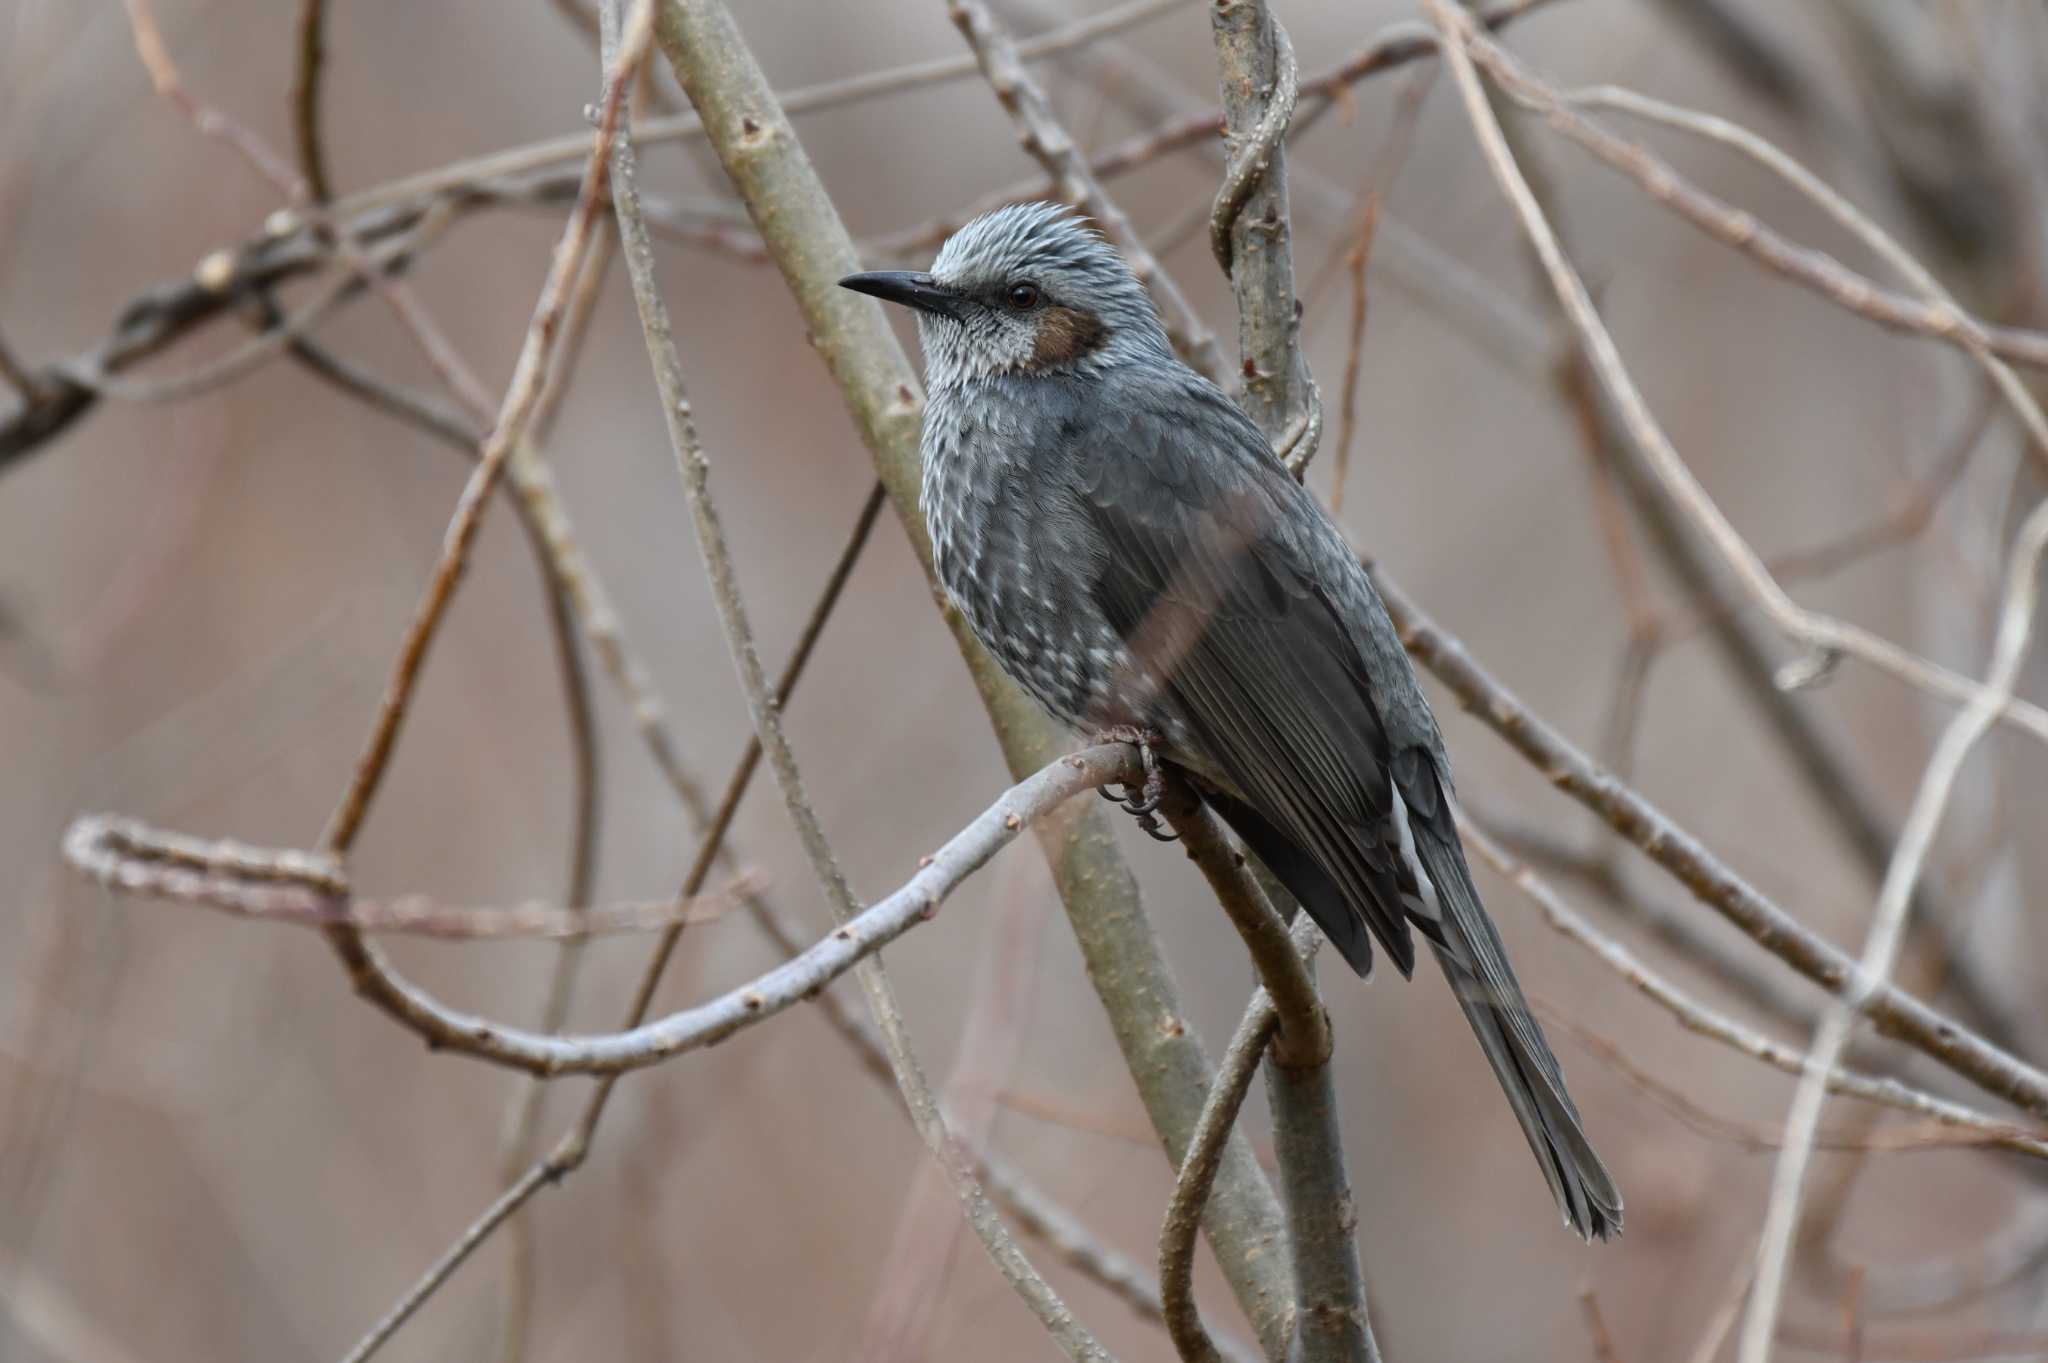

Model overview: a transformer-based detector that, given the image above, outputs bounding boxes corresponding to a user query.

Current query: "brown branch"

[1477,53,2048,396]
[1161,788,1328,1067]
[123,0,309,199]
[0,3,1579,471]
[291,0,333,202]
[1580,1289,1624,1363]
[314,13,654,855]
[1460,819,2048,1158]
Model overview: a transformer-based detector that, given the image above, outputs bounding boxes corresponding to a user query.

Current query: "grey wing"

[1063,378,1435,978]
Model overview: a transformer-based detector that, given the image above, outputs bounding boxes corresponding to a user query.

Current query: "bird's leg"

[1093,725,1178,841]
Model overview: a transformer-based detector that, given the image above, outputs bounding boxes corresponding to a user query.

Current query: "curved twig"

[1160,990,1281,1363]
[1208,14,1296,276]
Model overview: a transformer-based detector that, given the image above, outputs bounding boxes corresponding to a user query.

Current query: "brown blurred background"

[4,1,2048,1359]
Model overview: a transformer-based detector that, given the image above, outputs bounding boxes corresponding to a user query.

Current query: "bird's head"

[839,201,1171,389]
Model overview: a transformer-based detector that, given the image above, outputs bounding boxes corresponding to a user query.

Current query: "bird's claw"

[1096,726,1179,841]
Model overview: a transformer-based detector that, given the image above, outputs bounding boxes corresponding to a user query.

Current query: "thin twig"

[0,5,1589,473]
[1421,0,2048,749]
[123,0,309,198]
[291,0,333,202]
[1458,818,2048,1162]
[1740,496,2048,1363]
[1485,73,2048,375]
[60,812,769,937]
[1369,561,2048,1119]
[492,539,602,1363]
[1326,68,1433,514]
[1497,71,2048,464]
[316,7,655,856]
[1160,985,1281,1363]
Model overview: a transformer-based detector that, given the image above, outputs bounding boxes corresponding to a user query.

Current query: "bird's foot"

[1094,725,1178,841]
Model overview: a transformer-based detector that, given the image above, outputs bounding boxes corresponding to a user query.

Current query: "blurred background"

[4,1,2048,1359]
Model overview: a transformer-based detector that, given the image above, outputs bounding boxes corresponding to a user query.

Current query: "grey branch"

[1207,0,1318,473]
[627,11,1115,1355]
[1369,563,2048,1120]
[644,0,1295,1345]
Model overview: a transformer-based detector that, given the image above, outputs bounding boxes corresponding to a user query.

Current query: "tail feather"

[1413,823,1623,1240]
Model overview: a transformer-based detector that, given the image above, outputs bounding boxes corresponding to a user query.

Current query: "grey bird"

[841,202,1622,1240]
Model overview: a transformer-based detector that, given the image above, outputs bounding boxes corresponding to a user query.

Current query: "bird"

[840,201,1621,1240]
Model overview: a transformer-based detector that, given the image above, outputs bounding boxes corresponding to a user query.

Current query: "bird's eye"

[1005,282,1041,310]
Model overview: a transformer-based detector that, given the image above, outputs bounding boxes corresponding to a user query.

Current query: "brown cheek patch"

[1031,306,1107,368]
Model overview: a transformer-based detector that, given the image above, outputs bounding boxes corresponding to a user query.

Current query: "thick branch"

[648,0,1293,1348]
[610,26,1113,1353]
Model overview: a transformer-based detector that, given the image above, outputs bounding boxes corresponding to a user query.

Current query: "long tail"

[1412,823,1624,1241]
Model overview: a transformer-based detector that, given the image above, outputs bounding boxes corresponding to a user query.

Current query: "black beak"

[838,270,962,319]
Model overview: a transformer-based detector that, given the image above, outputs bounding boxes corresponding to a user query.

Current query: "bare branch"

[635,12,1118,1356]
[1741,496,2048,1363]
[1370,561,2048,1119]
[315,7,656,856]
[1207,0,1317,470]
[1484,68,2048,455]
[337,1158,563,1363]
[1458,818,2048,1162]
[1262,990,1378,1363]
[1420,0,2048,749]
[292,0,333,202]
[122,0,309,198]
[645,0,1295,1345]
[1159,982,1281,1363]
[61,813,764,938]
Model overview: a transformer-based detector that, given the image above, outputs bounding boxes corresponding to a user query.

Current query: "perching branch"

[1161,788,1328,1069]
[612,18,1115,1353]
[647,0,1295,1349]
